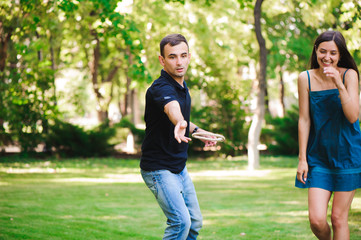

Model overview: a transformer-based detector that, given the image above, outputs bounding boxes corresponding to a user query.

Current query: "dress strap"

[307,70,311,91]
[343,69,349,84]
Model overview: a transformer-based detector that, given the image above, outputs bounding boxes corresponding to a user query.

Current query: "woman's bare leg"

[331,190,355,240]
[308,188,332,240]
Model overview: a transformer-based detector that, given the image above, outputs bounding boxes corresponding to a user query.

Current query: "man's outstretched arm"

[164,100,191,143]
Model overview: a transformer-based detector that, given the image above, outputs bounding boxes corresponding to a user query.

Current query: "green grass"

[0,156,361,239]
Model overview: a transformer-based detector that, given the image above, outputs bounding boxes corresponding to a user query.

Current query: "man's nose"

[176,57,182,65]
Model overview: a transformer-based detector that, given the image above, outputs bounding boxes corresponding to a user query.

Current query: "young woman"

[295,30,361,240]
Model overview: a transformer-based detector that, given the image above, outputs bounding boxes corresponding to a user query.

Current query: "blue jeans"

[141,166,203,240]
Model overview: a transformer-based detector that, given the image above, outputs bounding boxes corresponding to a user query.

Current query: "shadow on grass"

[1,157,361,240]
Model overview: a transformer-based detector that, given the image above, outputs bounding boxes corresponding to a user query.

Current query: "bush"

[113,117,145,145]
[46,120,116,157]
[189,82,249,157]
[262,105,299,155]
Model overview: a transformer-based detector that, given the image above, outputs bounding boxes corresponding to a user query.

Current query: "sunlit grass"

[0,155,360,239]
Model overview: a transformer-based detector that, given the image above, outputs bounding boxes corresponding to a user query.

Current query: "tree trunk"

[50,34,58,106]
[265,84,270,115]
[0,24,12,133]
[279,67,285,117]
[248,0,266,170]
[0,24,11,72]
[131,88,140,125]
[124,46,133,117]
[121,45,134,120]
[89,29,108,123]
[124,74,132,117]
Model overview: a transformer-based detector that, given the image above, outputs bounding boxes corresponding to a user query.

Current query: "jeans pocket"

[142,171,159,199]
[148,176,159,199]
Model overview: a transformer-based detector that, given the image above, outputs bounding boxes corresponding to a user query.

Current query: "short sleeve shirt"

[140,70,191,173]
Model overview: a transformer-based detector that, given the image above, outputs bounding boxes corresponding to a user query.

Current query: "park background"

[1,0,361,239]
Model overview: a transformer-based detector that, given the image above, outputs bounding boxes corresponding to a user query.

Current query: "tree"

[0,0,60,152]
[246,0,266,170]
[57,0,150,124]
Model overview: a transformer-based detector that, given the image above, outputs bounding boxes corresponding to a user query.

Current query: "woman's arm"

[297,71,311,184]
[324,67,359,123]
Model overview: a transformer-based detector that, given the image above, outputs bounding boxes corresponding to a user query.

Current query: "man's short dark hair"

[160,34,189,57]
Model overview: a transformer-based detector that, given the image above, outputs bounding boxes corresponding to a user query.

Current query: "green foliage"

[0,0,59,152]
[262,105,299,155]
[190,80,249,156]
[2,0,361,159]
[46,120,116,157]
[113,117,145,145]
[165,0,215,5]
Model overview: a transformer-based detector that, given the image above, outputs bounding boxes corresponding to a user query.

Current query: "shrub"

[262,105,299,155]
[113,117,145,145]
[46,120,115,157]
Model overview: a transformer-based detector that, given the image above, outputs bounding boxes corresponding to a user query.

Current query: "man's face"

[159,42,191,84]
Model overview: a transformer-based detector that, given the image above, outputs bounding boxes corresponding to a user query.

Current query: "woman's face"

[316,41,340,69]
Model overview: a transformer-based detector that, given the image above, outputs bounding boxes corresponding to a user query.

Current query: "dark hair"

[310,30,359,79]
[160,34,189,57]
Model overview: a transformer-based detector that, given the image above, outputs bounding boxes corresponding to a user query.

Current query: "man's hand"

[174,120,192,143]
[197,130,217,147]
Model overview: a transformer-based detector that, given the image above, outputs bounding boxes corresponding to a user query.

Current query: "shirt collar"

[161,69,188,91]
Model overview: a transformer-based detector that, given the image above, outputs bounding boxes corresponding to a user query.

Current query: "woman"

[295,30,361,239]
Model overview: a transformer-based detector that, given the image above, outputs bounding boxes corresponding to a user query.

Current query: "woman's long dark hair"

[309,30,359,79]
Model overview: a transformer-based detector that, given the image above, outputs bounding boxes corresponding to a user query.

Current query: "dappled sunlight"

[190,169,272,181]
[280,201,302,205]
[203,211,244,219]
[4,167,64,174]
[91,215,128,220]
[202,210,309,226]
[352,196,361,209]
[2,166,285,184]
[202,219,217,226]
[276,210,308,217]
[2,167,139,175]
[273,214,309,224]
[1,161,141,175]
[51,174,143,183]
[47,168,291,184]
[59,214,128,220]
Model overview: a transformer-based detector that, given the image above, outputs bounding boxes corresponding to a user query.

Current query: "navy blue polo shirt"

[140,70,191,173]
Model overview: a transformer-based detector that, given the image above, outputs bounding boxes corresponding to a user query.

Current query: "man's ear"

[158,55,165,67]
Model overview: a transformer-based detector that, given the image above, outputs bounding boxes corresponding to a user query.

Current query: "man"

[140,34,217,240]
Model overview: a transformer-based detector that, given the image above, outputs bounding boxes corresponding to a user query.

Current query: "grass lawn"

[0,155,361,239]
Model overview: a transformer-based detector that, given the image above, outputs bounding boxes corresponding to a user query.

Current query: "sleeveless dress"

[295,69,361,191]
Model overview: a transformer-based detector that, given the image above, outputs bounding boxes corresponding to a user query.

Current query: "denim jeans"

[141,166,203,240]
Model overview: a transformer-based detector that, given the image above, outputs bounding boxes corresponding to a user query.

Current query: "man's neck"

[175,78,184,87]
[163,70,184,87]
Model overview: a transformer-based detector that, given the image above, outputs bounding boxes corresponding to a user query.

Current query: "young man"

[140,34,217,240]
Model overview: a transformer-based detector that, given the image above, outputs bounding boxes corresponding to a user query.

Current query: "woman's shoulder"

[298,70,312,81]
[341,68,358,85]
[339,67,357,76]
[297,70,311,91]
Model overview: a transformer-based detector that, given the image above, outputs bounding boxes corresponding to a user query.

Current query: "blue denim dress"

[295,69,361,191]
